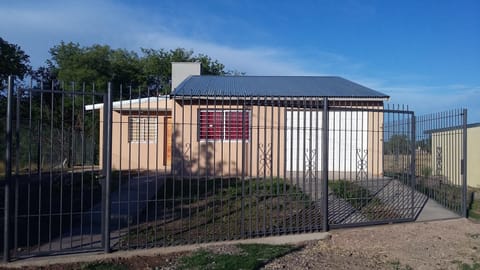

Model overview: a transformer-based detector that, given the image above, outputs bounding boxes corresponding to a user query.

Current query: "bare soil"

[264,218,480,270]
[2,218,479,270]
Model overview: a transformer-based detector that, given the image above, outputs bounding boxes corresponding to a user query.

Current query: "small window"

[199,110,250,141]
[128,117,158,143]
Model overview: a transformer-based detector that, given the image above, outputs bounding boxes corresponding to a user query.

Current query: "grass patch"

[0,160,4,179]
[179,243,296,270]
[329,180,401,220]
[386,171,465,213]
[468,190,480,221]
[120,178,316,247]
[457,262,480,270]
[416,176,463,210]
[467,233,480,239]
[329,180,371,210]
[388,260,413,270]
[81,262,128,270]
[469,199,480,220]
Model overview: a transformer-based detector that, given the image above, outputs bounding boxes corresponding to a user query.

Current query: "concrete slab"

[415,199,460,222]
[2,231,330,268]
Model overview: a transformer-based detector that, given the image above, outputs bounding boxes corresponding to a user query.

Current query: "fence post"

[103,83,113,253]
[322,98,329,231]
[462,109,468,217]
[410,114,416,219]
[3,76,14,262]
[240,100,246,238]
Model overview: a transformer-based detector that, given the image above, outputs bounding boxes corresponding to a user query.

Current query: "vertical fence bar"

[462,109,467,217]
[101,93,107,248]
[3,76,14,262]
[103,83,113,253]
[321,97,329,231]
[410,114,416,219]
[13,82,20,256]
[240,97,246,238]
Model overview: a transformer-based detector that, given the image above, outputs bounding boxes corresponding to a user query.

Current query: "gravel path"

[264,218,480,270]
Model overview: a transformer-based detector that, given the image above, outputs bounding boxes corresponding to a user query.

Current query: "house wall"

[431,126,480,188]
[171,100,384,179]
[110,110,171,171]
[99,99,384,178]
[170,102,286,178]
[99,99,174,172]
[367,110,384,178]
[469,126,480,188]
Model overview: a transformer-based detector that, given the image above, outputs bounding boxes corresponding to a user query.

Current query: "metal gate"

[327,105,419,228]
[1,77,111,261]
[1,78,467,261]
[414,110,468,216]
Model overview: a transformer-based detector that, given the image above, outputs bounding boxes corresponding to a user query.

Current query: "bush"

[421,167,432,177]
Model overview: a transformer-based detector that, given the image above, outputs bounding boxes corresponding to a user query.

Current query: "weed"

[81,262,128,270]
[120,178,312,247]
[457,262,480,270]
[389,260,413,270]
[178,243,296,270]
[468,199,480,221]
[329,180,401,220]
[421,167,432,177]
[467,233,480,239]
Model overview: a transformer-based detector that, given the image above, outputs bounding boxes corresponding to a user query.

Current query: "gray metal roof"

[171,75,389,98]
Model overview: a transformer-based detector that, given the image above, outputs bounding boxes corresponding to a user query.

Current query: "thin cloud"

[0,1,478,122]
[0,0,313,75]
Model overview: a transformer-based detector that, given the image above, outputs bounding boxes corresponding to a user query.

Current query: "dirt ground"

[264,218,480,270]
[2,218,479,270]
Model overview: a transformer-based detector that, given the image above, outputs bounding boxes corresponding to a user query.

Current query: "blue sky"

[1,0,479,121]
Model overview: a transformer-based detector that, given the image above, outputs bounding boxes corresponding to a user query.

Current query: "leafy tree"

[0,38,32,167]
[138,48,227,94]
[384,134,411,155]
[416,137,432,153]
[0,37,31,90]
[46,42,229,97]
[47,42,142,93]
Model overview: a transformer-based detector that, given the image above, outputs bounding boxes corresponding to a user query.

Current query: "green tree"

[384,134,411,155]
[47,42,142,94]
[0,37,31,90]
[47,42,228,97]
[138,48,227,94]
[0,38,32,169]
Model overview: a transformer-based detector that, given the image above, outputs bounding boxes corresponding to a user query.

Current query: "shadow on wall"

[171,134,244,178]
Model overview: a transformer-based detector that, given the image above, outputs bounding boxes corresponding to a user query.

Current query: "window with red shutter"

[199,111,224,140]
[225,111,250,140]
[198,110,250,141]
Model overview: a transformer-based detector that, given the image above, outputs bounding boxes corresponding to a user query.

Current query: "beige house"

[431,123,480,188]
[85,96,174,172]
[87,62,390,179]
[170,65,388,178]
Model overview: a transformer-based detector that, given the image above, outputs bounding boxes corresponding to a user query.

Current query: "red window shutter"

[225,111,249,140]
[199,111,224,140]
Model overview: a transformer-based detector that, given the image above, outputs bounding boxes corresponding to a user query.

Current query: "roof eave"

[170,95,389,101]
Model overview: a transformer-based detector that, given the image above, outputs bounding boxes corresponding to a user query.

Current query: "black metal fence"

[1,77,467,261]
[1,77,109,261]
[414,110,467,216]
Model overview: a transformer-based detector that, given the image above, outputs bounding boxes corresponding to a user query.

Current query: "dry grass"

[384,153,432,175]
[119,178,315,248]
[0,161,4,179]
